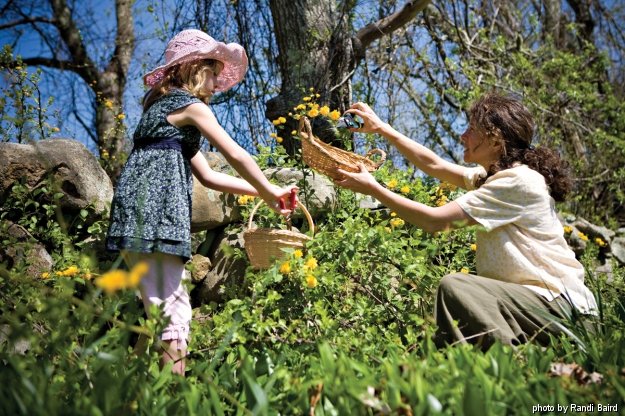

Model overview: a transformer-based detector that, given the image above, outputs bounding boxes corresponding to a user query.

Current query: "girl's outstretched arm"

[170,103,294,213]
[190,152,259,195]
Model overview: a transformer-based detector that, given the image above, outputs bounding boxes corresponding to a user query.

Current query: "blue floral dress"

[106,89,204,261]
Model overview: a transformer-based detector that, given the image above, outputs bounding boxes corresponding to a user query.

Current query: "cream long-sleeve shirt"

[455,165,597,314]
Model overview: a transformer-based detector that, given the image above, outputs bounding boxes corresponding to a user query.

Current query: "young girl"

[333,93,597,350]
[106,29,296,374]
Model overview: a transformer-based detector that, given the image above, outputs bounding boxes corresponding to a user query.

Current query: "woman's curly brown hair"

[471,93,573,201]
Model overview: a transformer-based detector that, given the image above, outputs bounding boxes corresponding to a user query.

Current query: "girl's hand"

[345,102,387,135]
[262,185,298,215]
[333,163,378,195]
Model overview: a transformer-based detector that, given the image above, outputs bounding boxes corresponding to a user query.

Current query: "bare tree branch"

[354,0,431,53]
[49,0,98,84]
[0,17,56,31]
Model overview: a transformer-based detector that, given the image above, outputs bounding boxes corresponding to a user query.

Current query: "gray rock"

[189,254,212,282]
[193,228,248,304]
[0,221,53,277]
[611,237,625,265]
[191,178,243,232]
[572,218,615,245]
[0,139,113,215]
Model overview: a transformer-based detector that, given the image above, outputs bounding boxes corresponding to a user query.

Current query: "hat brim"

[143,42,248,92]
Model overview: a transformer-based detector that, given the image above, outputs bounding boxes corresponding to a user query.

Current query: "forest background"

[1,0,625,414]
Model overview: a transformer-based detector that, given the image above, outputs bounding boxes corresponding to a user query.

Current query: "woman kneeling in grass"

[333,93,597,350]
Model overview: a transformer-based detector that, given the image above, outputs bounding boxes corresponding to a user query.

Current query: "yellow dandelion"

[307,108,319,118]
[50,127,60,133]
[309,87,315,92]
[279,262,291,275]
[595,237,607,247]
[293,249,303,258]
[238,195,250,205]
[319,106,330,117]
[460,267,470,274]
[278,116,287,124]
[103,99,114,109]
[306,275,318,288]
[563,225,573,234]
[59,265,80,277]
[276,136,283,143]
[578,232,589,241]
[384,227,392,233]
[390,218,405,228]
[296,104,307,110]
[269,132,278,138]
[272,118,282,126]
[101,150,109,159]
[303,96,312,102]
[315,94,320,98]
[291,130,297,136]
[386,179,398,189]
[127,262,149,288]
[390,211,397,217]
[117,113,125,120]
[304,257,318,271]
[41,272,50,279]
[400,186,410,194]
[95,270,128,294]
[329,110,341,121]
[470,243,477,251]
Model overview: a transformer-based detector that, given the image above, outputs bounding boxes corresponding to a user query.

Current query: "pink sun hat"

[143,29,248,92]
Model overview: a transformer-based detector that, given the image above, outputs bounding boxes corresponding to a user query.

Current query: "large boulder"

[0,139,113,215]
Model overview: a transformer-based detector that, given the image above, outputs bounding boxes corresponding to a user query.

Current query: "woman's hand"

[333,163,379,196]
[345,102,387,135]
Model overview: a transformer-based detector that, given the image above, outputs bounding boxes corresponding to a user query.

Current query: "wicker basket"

[299,117,386,180]
[243,200,315,270]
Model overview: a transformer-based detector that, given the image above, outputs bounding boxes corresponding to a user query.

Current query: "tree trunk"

[266,0,354,155]
[267,0,429,156]
[96,0,135,180]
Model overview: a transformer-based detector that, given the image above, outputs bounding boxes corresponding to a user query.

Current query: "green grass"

[1,174,624,415]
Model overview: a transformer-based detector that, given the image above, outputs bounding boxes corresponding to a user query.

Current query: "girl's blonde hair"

[142,59,221,110]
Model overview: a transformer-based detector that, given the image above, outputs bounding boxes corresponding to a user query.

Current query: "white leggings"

[122,251,191,350]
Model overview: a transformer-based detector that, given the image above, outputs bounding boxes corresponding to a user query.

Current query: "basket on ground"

[298,116,386,180]
[243,200,314,270]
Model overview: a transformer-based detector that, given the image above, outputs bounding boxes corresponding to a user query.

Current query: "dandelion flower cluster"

[390,218,405,228]
[237,195,256,205]
[56,265,80,277]
[95,262,149,294]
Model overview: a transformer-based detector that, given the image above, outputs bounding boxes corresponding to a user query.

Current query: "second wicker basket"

[299,116,386,180]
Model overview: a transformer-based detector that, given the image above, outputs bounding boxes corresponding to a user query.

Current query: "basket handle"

[365,149,387,168]
[246,198,315,235]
